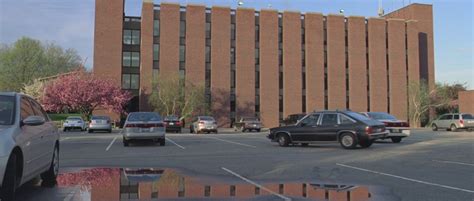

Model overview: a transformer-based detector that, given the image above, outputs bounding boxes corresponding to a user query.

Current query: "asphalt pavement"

[14,129,474,201]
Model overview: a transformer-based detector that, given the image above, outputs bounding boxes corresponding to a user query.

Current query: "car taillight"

[176,121,182,126]
[365,126,373,134]
[460,119,464,125]
[125,124,136,128]
[199,121,205,125]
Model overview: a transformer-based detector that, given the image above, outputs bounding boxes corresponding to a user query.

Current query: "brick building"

[93,0,435,127]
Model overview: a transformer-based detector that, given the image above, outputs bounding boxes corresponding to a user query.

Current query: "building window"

[206,46,211,63]
[131,52,140,67]
[255,25,259,41]
[255,49,259,64]
[123,52,140,67]
[153,20,160,36]
[231,47,235,64]
[206,22,211,38]
[231,24,236,40]
[180,20,186,38]
[180,45,185,62]
[122,74,139,89]
[152,69,159,80]
[153,44,159,61]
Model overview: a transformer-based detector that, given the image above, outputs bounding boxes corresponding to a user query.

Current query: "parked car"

[280,113,306,126]
[88,115,112,133]
[431,113,474,132]
[164,115,182,133]
[233,117,262,132]
[122,112,165,146]
[0,92,59,200]
[267,110,388,149]
[190,116,218,134]
[360,112,410,143]
[63,116,87,131]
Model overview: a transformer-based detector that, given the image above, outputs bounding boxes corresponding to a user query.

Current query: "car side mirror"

[22,116,45,126]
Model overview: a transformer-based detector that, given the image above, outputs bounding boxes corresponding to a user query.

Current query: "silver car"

[431,113,474,132]
[0,93,59,200]
[190,116,218,134]
[88,115,112,133]
[63,116,87,131]
[122,112,165,146]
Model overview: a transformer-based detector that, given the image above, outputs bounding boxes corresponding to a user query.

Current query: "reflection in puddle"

[17,168,395,201]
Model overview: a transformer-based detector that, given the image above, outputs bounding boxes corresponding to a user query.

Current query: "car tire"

[63,128,67,132]
[214,130,218,134]
[190,126,194,133]
[359,139,374,148]
[431,124,438,131]
[88,129,93,133]
[277,133,290,147]
[391,137,402,143]
[450,124,457,132]
[0,154,18,201]
[301,143,309,147]
[123,138,129,147]
[41,144,59,187]
[256,129,261,132]
[160,140,166,146]
[339,133,358,149]
[108,129,112,133]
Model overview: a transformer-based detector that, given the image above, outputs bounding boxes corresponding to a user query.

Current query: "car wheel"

[108,129,112,133]
[0,154,18,201]
[277,134,290,147]
[431,124,438,131]
[160,139,166,146]
[256,129,261,132]
[391,137,402,143]
[359,139,374,148]
[339,133,357,149]
[123,138,129,147]
[63,128,67,132]
[41,144,59,187]
[214,130,218,134]
[189,125,194,133]
[301,143,309,147]
[450,124,457,132]
[88,129,93,133]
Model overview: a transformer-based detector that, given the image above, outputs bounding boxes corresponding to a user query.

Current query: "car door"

[442,114,453,128]
[317,113,339,141]
[291,114,320,141]
[29,98,56,169]
[18,96,44,179]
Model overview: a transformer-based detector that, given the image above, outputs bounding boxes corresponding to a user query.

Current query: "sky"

[0,0,472,89]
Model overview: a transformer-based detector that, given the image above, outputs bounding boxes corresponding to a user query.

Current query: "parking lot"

[16,129,474,201]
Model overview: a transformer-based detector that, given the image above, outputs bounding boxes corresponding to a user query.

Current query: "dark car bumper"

[166,126,182,132]
[366,131,389,140]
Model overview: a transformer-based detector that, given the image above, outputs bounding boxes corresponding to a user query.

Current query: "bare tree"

[408,80,451,127]
[149,74,208,121]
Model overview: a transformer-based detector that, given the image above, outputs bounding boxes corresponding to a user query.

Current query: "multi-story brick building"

[94,0,435,127]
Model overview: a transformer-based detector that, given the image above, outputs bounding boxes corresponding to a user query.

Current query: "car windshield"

[67,117,82,121]
[367,112,397,120]
[243,117,258,121]
[0,95,15,125]
[128,113,162,122]
[91,116,109,120]
[164,116,179,121]
[345,111,373,121]
[462,114,473,119]
[199,116,214,121]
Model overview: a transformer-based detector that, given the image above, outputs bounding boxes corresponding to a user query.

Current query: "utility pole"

[378,0,385,17]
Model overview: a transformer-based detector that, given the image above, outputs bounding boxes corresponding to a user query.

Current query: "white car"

[0,92,59,200]
[122,112,166,146]
[63,116,87,131]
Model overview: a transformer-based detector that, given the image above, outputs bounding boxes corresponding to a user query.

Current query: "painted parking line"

[63,190,76,201]
[206,136,257,148]
[221,167,291,201]
[60,137,70,142]
[336,163,474,194]
[105,136,118,151]
[166,137,186,149]
[432,160,474,167]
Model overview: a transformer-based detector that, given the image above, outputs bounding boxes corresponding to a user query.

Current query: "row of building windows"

[123,52,140,67]
[122,74,139,90]
[123,29,140,45]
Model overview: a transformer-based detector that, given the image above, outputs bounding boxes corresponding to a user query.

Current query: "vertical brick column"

[210,7,231,127]
[368,18,388,112]
[235,8,256,118]
[387,19,408,120]
[259,10,279,127]
[159,3,180,76]
[348,16,368,112]
[305,13,325,112]
[406,20,420,124]
[326,14,346,110]
[185,5,206,86]
[283,11,302,117]
[139,0,154,111]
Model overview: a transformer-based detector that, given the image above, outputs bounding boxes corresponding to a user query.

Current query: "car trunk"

[125,121,164,133]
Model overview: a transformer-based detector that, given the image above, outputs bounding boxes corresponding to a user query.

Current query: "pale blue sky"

[0,0,472,89]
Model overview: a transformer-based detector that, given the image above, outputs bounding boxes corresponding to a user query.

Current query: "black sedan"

[164,115,182,133]
[268,110,389,149]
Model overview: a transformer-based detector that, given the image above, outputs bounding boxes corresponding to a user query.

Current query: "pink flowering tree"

[42,71,132,120]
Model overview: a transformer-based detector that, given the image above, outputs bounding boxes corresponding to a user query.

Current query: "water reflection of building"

[59,168,371,201]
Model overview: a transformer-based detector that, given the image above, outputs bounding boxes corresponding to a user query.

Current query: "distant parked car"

[122,112,165,146]
[360,112,410,143]
[164,115,182,133]
[63,116,87,131]
[233,117,262,132]
[280,113,306,126]
[88,115,112,133]
[190,116,218,134]
[268,110,388,149]
[0,92,59,201]
[431,113,474,132]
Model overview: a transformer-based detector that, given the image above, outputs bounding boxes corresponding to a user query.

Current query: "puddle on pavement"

[15,168,397,201]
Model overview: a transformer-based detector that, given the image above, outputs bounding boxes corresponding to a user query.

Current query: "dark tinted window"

[20,97,34,121]
[445,115,453,120]
[299,114,320,126]
[453,115,460,120]
[462,114,473,119]
[92,116,109,120]
[321,114,338,125]
[345,111,372,121]
[199,116,215,121]
[0,95,15,125]
[339,114,355,124]
[367,112,397,120]
[128,113,162,122]
[67,117,83,121]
